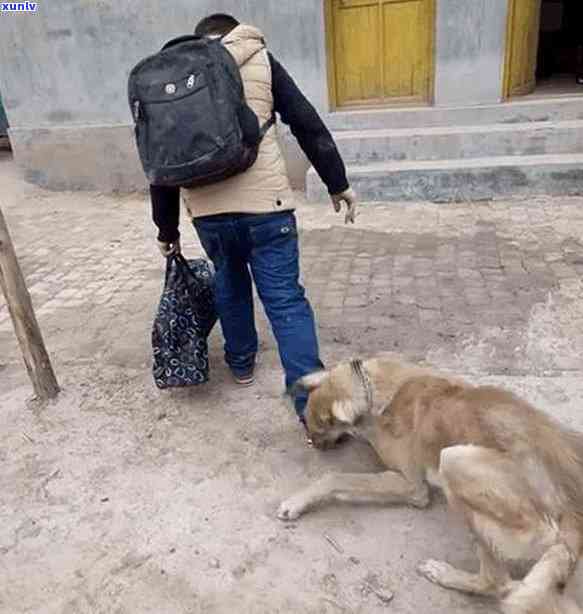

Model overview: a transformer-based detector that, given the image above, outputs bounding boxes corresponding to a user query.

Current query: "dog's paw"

[417,559,451,585]
[277,497,306,521]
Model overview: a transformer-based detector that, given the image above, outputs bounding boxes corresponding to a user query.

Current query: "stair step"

[307,153,583,203]
[334,120,583,164]
[325,96,583,131]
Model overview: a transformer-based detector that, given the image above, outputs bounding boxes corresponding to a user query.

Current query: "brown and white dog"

[278,354,583,613]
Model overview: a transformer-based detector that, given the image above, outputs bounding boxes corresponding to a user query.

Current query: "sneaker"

[232,371,255,387]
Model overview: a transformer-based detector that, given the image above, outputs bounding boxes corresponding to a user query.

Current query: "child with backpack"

[129,13,356,436]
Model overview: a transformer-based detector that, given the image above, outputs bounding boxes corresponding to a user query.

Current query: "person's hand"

[157,238,181,258]
[330,187,357,224]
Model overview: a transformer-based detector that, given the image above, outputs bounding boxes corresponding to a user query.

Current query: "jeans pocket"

[248,213,298,249]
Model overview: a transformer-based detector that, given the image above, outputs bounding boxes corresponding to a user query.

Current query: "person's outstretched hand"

[330,187,357,224]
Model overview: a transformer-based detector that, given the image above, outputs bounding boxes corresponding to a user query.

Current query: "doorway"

[325,0,435,109]
[504,0,583,99]
[0,90,10,151]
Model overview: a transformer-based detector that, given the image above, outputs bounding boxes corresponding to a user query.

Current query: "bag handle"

[164,254,175,287]
[165,253,201,286]
[174,253,193,275]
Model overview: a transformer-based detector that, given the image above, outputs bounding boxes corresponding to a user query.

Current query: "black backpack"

[128,35,274,188]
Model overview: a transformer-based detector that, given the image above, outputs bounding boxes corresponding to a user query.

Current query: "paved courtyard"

[1,150,583,613]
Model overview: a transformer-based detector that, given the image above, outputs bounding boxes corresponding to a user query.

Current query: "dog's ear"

[331,399,362,424]
[295,370,329,392]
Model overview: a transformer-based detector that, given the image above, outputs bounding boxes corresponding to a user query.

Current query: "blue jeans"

[193,211,324,417]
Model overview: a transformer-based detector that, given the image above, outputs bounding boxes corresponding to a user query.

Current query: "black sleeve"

[269,53,349,196]
[150,185,180,243]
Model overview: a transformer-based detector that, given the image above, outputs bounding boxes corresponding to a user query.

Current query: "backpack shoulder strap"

[259,113,276,139]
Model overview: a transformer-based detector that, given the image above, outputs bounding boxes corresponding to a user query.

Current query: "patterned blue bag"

[152,254,217,388]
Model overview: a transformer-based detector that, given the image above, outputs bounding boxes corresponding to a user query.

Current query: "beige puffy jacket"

[182,25,295,219]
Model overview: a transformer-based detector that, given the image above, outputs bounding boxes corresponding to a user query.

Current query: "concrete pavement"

[1,151,582,613]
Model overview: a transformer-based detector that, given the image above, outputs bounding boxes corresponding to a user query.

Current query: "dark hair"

[195,13,239,37]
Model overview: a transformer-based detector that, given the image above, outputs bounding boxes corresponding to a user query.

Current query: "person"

[150,13,356,433]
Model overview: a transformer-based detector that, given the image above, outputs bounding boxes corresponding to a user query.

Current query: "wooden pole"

[0,205,59,399]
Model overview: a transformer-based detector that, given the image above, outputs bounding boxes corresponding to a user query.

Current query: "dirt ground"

[1,152,583,613]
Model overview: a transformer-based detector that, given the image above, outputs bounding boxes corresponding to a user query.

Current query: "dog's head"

[295,361,373,449]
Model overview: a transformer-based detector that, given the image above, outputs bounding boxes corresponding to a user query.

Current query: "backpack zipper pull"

[133,100,141,122]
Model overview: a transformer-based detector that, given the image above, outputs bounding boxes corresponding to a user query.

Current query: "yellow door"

[326,0,435,108]
[503,0,542,98]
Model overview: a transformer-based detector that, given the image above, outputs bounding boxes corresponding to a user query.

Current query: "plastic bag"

[152,254,217,388]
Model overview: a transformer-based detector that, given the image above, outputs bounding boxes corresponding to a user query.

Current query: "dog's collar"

[351,359,374,413]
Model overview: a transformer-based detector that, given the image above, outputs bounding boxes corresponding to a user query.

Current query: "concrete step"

[307,153,583,203]
[324,96,583,131]
[334,120,583,165]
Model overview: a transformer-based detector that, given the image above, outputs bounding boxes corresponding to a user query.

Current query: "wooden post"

[0,205,59,399]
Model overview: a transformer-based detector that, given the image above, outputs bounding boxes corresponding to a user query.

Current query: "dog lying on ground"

[278,355,583,613]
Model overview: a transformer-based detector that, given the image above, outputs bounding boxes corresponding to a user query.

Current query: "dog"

[278,354,583,613]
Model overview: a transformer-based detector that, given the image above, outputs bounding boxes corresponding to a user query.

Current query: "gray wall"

[0,0,328,190]
[434,0,508,106]
[0,0,517,191]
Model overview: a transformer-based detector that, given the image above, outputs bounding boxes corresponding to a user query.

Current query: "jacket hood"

[221,24,266,67]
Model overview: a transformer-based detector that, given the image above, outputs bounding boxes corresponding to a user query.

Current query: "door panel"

[326,0,435,108]
[504,0,542,98]
[333,1,382,105]
[382,0,432,100]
